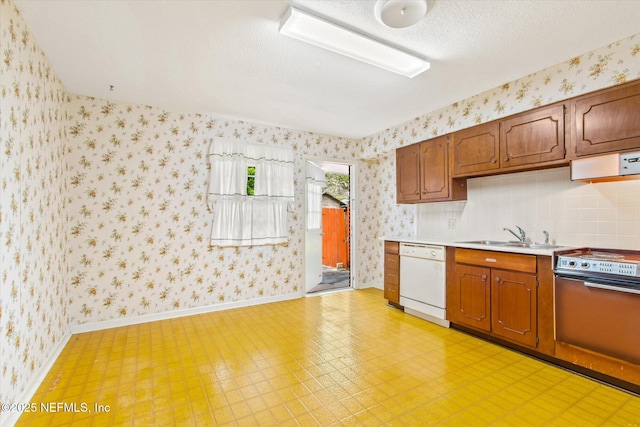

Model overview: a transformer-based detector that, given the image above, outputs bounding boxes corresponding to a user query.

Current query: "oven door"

[555,275,640,364]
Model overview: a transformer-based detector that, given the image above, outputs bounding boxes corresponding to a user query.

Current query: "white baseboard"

[2,331,72,427]
[70,292,301,334]
[357,282,383,290]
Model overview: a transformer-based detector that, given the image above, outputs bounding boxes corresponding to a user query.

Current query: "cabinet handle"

[495,277,500,282]
[504,156,509,162]
[481,274,487,280]
[491,158,497,163]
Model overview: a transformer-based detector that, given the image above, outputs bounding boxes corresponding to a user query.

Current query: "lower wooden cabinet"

[491,269,537,347]
[448,248,540,349]
[383,241,400,306]
[454,264,491,332]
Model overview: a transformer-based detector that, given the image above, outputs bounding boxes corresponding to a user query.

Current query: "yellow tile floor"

[17,288,640,426]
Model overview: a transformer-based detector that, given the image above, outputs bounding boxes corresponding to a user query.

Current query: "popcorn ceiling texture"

[2,0,640,418]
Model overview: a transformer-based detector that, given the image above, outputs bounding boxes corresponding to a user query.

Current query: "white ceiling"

[14,0,640,139]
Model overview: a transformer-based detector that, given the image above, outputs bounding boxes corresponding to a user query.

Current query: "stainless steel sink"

[456,240,563,249]
[527,243,562,249]
[502,242,530,247]
[457,240,510,245]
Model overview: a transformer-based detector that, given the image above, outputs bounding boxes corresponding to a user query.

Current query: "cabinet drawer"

[455,248,536,273]
[385,269,399,285]
[384,283,399,303]
[385,254,399,270]
[385,241,399,254]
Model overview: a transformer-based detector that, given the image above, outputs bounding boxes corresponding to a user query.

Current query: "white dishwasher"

[399,243,449,328]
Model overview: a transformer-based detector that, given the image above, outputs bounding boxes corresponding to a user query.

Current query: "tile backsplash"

[417,167,640,250]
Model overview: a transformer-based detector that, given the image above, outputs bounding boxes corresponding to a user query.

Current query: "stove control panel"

[556,256,640,277]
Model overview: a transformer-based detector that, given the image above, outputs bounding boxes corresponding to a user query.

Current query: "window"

[247,166,255,196]
[208,140,294,246]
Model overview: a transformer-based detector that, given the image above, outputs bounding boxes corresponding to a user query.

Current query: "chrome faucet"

[504,225,526,242]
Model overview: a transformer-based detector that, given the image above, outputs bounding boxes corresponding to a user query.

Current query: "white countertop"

[382,235,574,256]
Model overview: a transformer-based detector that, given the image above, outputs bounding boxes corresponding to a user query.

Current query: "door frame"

[303,157,358,296]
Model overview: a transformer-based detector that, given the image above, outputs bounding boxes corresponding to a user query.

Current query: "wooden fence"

[322,206,350,269]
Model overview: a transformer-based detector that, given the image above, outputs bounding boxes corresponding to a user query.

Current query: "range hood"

[571,151,640,182]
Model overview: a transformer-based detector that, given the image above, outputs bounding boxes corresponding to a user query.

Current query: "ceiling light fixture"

[279,6,430,78]
[375,0,428,29]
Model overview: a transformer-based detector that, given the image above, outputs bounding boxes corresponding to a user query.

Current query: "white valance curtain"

[208,140,294,247]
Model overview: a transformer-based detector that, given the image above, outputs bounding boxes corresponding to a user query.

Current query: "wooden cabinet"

[396,136,467,204]
[572,79,640,157]
[454,263,492,332]
[383,241,400,306]
[448,248,539,348]
[396,144,420,203]
[500,104,567,169]
[420,137,451,200]
[491,269,537,347]
[452,103,568,177]
[399,80,640,184]
[451,122,500,177]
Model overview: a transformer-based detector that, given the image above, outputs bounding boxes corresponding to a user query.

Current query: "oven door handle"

[584,281,640,295]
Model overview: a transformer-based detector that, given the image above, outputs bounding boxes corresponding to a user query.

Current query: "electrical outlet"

[448,219,456,229]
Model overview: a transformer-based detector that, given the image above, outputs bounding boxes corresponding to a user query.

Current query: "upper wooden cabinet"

[420,137,451,200]
[452,104,568,178]
[500,104,566,169]
[397,79,640,189]
[572,79,640,157]
[396,136,467,204]
[451,122,500,177]
[396,144,421,203]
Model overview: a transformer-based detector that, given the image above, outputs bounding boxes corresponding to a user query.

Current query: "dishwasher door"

[399,245,448,327]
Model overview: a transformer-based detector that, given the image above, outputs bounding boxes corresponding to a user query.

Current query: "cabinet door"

[420,136,450,200]
[452,122,500,177]
[491,269,537,347]
[454,264,491,332]
[574,80,640,157]
[500,104,566,169]
[396,144,421,203]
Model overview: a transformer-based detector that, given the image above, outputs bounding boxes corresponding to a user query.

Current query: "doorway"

[304,159,355,295]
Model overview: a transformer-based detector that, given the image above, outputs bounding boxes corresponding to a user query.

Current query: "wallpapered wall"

[3,0,640,416]
[64,95,368,325]
[359,31,640,253]
[0,0,70,411]
[360,34,640,159]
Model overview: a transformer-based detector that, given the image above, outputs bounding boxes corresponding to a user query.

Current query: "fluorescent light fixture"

[279,7,430,78]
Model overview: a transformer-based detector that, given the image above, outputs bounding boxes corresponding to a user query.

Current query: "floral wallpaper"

[65,96,362,325]
[3,0,640,419]
[357,154,416,287]
[0,0,69,415]
[360,34,640,159]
